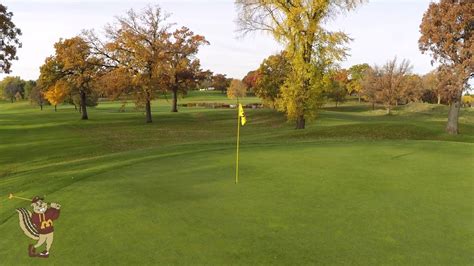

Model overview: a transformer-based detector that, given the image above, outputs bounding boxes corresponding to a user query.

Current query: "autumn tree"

[403,74,424,103]
[38,37,102,119]
[67,90,99,111]
[325,69,349,108]
[96,68,134,100]
[86,6,175,123]
[37,56,63,106]
[236,0,364,129]
[227,79,247,100]
[462,93,473,107]
[44,81,68,112]
[212,74,231,94]
[29,85,47,110]
[243,70,260,93]
[168,27,209,112]
[0,4,21,74]
[366,58,412,114]
[254,52,289,108]
[422,70,444,104]
[361,66,378,110]
[419,0,473,134]
[347,63,370,102]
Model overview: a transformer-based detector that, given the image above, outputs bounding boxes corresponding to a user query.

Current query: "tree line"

[1,1,472,134]
[1,4,236,122]
[234,0,472,134]
[237,54,473,113]
[0,76,35,103]
[33,6,214,122]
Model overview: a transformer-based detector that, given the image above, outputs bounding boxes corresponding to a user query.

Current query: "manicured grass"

[0,94,473,265]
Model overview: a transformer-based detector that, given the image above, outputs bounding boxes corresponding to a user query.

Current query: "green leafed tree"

[347,63,370,102]
[0,76,25,102]
[23,80,36,99]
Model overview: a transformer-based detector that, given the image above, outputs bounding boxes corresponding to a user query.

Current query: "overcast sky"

[1,0,436,81]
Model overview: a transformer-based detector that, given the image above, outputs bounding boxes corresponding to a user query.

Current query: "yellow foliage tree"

[236,0,365,129]
[44,81,68,112]
[227,79,247,100]
[462,95,473,107]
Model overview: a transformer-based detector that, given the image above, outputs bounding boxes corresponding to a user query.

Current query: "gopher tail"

[16,208,39,240]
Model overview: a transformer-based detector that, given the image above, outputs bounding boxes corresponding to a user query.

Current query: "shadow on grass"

[323,104,375,113]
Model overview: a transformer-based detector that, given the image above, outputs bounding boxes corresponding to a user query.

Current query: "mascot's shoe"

[28,244,36,257]
[37,250,49,258]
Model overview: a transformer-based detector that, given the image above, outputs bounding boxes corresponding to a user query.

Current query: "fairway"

[0,93,473,265]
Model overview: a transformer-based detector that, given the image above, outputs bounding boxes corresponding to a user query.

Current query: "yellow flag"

[238,104,246,126]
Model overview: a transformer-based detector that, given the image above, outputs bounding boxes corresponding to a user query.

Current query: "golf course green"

[0,92,473,265]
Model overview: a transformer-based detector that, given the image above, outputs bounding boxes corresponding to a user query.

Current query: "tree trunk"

[446,95,462,135]
[171,89,178,112]
[40,104,43,111]
[335,101,338,108]
[295,114,305,129]
[145,99,152,123]
[372,102,375,110]
[437,94,441,105]
[54,105,57,112]
[80,90,88,120]
[387,105,391,115]
[358,95,361,103]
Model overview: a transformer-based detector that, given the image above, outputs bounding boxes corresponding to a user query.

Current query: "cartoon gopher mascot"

[16,196,61,258]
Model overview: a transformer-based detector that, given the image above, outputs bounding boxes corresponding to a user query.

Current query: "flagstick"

[235,100,241,184]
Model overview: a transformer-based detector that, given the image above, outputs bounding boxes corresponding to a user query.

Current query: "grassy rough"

[0,93,473,265]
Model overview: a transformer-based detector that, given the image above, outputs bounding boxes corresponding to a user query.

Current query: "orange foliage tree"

[168,27,210,113]
[38,37,102,119]
[85,5,210,122]
[419,0,473,134]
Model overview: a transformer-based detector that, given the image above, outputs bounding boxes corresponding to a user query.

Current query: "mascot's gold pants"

[34,233,54,251]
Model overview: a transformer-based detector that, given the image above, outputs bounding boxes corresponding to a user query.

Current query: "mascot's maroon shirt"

[31,208,60,234]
